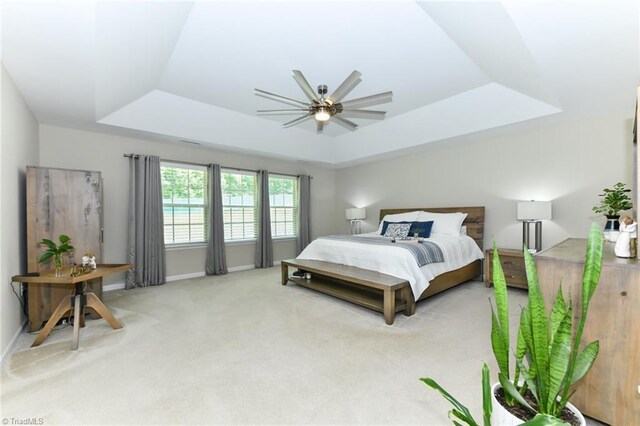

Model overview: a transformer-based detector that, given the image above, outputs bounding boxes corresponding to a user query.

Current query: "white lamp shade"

[517,201,552,220]
[346,208,366,220]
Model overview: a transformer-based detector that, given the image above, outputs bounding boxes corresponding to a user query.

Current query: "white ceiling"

[2,0,638,167]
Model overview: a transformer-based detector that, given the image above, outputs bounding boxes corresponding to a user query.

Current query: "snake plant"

[503,223,603,418]
[422,223,603,424]
[420,363,492,426]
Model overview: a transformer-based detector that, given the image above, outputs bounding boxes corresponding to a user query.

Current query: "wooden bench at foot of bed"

[281,259,414,325]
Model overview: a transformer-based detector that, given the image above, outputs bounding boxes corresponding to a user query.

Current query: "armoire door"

[26,166,103,332]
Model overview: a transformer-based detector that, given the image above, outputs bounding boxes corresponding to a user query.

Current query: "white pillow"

[376,211,423,234]
[384,223,411,238]
[417,211,468,237]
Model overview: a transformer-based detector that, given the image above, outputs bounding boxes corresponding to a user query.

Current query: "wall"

[335,112,635,251]
[1,66,39,359]
[38,125,338,284]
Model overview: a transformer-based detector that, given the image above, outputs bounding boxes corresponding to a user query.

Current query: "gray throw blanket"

[319,235,444,267]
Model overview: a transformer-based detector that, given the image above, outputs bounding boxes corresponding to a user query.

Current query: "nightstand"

[484,248,527,289]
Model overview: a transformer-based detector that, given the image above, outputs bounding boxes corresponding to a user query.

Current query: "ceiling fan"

[255,70,393,134]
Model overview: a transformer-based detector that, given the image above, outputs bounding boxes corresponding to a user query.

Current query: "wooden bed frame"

[282,206,484,324]
[380,207,484,302]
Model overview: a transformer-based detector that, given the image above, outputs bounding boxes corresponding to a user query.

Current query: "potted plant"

[592,182,633,235]
[421,223,603,425]
[38,234,74,277]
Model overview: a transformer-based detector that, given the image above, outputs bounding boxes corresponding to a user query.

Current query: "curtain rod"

[123,154,311,179]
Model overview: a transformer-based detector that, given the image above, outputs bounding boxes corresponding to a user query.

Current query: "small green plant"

[592,182,633,216]
[38,234,74,270]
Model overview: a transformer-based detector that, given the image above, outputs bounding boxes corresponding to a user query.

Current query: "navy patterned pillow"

[380,220,411,235]
[408,221,434,238]
[384,223,411,238]
[380,220,433,238]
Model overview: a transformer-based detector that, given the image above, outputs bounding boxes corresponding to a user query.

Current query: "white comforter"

[296,233,484,299]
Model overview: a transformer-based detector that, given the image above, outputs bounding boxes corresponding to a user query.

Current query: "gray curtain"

[126,155,166,289]
[255,170,273,268]
[205,163,228,275]
[296,174,311,255]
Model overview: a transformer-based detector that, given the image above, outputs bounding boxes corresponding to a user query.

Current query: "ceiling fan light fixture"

[315,107,331,122]
[255,70,392,133]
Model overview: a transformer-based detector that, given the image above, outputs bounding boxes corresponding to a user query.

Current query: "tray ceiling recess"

[3,1,637,166]
[255,70,393,134]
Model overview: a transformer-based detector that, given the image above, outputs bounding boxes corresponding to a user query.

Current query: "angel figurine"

[614,216,637,258]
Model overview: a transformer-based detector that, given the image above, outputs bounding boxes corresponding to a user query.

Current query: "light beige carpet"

[0,267,591,425]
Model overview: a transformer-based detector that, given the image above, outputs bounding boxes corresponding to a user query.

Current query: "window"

[161,163,207,245]
[269,175,298,238]
[161,165,297,245]
[221,170,257,241]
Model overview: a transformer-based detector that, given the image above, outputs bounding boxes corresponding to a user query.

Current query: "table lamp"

[346,208,366,235]
[517,200,552,253]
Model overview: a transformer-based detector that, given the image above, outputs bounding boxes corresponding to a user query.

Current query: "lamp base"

[350,219,362,235]
[522,220,543,253]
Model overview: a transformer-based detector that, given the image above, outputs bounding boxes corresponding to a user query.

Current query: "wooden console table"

[12,264,133,350]
[536,239,639,425]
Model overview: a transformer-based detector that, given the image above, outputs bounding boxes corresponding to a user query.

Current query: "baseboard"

[1,319,27,364]
[166,271,206,282]
[103,282,126,292]
[220,260,281,273]
[227,264,254,272]
[104,262,283,292]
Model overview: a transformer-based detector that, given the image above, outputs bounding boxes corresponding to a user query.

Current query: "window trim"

[161,162,208,246]
[268,174,298,239]
[221,168,258,242]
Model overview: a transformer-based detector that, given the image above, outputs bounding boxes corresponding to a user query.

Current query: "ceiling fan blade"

[255,89,308,108]
[258,109,309,113]
[339,91,393,109]
[328,70,362,104]
[332,115,358,131]
[292,70,319,102]
[258,111,312,117]
[283,113,313,128]
[338,109,387,120]
[316,121,324,134]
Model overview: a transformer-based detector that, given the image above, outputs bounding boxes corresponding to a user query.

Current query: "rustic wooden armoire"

[26,166,104,332]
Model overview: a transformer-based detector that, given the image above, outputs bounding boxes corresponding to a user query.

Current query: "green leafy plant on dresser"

[592,182,633,216]
[420,223,603,426]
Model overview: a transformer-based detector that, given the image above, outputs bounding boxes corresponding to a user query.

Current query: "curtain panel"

[296,174,311,254]
[255,170,273,268]
[126,155,166,288]
[205,163,228,275]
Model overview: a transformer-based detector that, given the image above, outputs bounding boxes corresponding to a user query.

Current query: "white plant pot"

[490,383,586,426]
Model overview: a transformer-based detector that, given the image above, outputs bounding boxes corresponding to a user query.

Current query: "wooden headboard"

[379,206,485,250]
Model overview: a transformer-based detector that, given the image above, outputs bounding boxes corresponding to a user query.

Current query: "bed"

[282,206,485,324]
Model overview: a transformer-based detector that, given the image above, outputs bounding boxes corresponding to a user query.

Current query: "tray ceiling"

[2,0,638,166]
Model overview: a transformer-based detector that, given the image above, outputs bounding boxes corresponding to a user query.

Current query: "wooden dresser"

[535,238,640,425]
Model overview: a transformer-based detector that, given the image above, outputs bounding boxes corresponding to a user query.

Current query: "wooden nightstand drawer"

[485,248,527,289]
